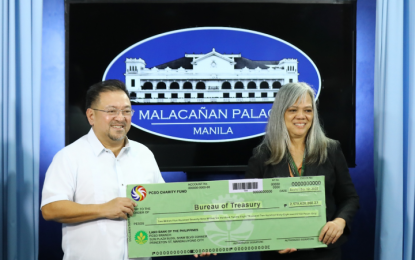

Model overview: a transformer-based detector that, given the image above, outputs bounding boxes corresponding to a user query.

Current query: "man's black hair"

[85,80,129,110]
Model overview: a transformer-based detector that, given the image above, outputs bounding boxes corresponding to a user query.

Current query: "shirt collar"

[87,128,131,157]
[87,128,106,156]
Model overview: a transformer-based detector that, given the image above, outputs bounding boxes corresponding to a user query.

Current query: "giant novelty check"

[127,176,327,258]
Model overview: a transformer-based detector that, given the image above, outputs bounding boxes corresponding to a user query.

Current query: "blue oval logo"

[103,27,321,142]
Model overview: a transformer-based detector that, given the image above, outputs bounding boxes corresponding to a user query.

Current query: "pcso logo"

[131,185,147,201]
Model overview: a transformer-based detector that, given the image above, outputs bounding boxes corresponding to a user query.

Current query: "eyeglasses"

[92,108,135,117]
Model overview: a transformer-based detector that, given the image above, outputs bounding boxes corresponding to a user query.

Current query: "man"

[41,80,164,260]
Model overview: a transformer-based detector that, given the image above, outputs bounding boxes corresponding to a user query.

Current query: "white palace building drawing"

[125,48,299,103]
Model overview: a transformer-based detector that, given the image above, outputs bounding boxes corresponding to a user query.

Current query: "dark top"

[245,141,359,260]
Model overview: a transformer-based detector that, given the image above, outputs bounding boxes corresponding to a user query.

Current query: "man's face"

[87,90,132,146]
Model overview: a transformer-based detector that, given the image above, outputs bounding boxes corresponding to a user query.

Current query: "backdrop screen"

[67,1,356,171]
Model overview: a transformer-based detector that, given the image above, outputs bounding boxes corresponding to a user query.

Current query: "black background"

[67,2,356,171]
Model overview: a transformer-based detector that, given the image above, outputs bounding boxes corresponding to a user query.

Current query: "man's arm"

[42,197,136,223]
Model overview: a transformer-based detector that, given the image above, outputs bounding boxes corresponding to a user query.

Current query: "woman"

[246,82,359,260]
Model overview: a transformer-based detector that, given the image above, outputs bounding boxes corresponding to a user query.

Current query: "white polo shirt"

[41,129,165,260]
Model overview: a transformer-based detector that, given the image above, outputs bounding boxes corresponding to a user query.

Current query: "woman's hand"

[193,252,217,258]
[278,248,297,254]
[319,218,346,245]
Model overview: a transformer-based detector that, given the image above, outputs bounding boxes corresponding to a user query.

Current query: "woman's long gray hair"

[256,82,333,165]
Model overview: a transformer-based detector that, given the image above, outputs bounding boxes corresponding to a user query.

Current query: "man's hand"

[100,198,137,220]
[319,218,346,245]
[42,199,135,224]
[278,248,297,254]
[193,252,217,258]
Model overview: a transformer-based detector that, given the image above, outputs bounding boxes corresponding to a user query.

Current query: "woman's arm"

[318,141,359,245]
[331,141,360,233]
[245,148,266,179]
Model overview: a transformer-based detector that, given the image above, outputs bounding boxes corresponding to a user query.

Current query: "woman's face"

[284,94,314,140]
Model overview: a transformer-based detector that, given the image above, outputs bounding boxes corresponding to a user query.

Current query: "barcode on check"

[232,182,258,190]
[229,179,263,193]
